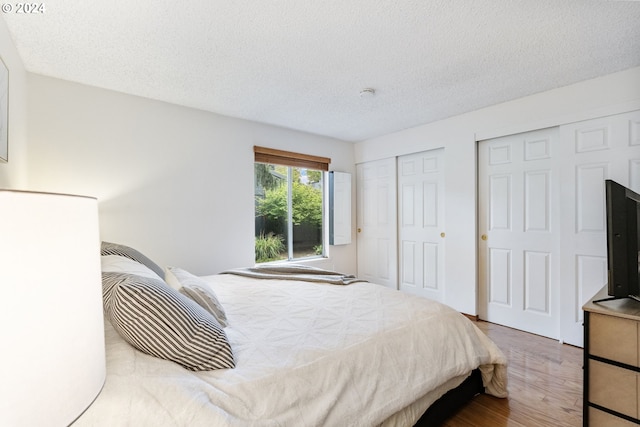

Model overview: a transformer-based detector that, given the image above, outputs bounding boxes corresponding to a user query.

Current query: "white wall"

[27,74,357,276]
[354,66,640,315]
[0,17,28,189]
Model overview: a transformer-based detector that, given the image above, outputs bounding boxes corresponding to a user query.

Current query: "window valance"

[254,146,330,171]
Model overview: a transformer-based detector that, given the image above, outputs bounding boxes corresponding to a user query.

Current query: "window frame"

[254,146,331,263]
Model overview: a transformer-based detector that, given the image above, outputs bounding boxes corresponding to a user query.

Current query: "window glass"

[254,163,324,263]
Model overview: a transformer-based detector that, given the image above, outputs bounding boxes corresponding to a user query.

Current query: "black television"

[602,179,640,302]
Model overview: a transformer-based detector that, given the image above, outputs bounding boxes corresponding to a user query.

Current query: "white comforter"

[75,274,507,427]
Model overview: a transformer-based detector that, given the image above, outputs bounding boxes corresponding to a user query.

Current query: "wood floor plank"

[442,321,583,427]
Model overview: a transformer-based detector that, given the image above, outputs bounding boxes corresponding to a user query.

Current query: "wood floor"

[442,320,583,427]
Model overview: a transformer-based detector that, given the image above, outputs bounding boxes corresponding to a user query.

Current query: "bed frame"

[414,369,484,426]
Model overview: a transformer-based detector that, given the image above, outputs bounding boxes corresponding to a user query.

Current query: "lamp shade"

[0,190,105,426]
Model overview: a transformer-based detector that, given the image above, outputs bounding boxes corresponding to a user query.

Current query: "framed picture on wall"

[0,57,7,162]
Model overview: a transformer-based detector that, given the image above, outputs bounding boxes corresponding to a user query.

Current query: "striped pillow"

[101,255,163,281]
[166,266,228,327]
[102,272,235,371]
[100,241,165,278]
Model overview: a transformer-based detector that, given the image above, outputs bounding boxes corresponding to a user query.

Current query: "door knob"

[357,228,362,233]
[481,234,487,241]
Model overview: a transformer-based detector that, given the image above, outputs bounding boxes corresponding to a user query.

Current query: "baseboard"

[461,313,479,322]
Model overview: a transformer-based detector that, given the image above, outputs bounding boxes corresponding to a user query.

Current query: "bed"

[74,243,508,426]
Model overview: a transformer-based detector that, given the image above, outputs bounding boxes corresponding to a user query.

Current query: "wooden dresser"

[583,286,640,426]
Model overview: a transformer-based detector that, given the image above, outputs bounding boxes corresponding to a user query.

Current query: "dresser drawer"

[589,407,638,427]
[589,312,639,366]
[589,359,638,419]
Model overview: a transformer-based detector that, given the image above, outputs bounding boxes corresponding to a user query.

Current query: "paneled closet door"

[398,149,446,302]
[559,110,640,346]
[356,158,397,289]
[478,128,561,339]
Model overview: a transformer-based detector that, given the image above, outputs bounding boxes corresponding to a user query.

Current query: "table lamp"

[0,190,106,426]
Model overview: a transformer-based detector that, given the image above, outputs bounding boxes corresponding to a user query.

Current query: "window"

[254,146,330,263]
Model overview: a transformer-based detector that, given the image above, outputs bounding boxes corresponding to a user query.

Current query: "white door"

[478,111,640,344]
[356,158,397,289]
[559,110,640,346]
[478,128,561,339]
[398,149,446,301]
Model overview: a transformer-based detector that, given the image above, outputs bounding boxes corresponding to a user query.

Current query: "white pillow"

[165,266,228,327]
[101,255,163,281]
[164,265,184,291]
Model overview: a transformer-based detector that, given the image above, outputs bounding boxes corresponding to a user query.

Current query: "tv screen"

[606,179,640,300]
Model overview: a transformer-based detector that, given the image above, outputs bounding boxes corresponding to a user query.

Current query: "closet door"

[478,110,640,345]
[398,149,446,301]
[559,110,640,346]
[356,158,397,289]
[478,128,561,339]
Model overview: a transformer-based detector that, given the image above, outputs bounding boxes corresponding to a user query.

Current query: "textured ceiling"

[3,1,640,142]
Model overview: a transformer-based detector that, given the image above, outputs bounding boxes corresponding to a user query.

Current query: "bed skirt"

[415,368,483,426]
